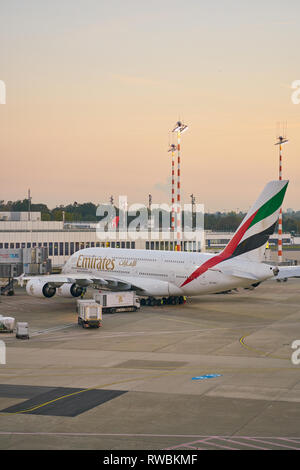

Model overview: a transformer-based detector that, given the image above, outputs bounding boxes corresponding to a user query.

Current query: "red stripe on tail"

[181,210,258,287]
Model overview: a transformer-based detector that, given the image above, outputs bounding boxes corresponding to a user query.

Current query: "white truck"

[0,316,15,333]
[93,291,140,313]
[77,300,102,328]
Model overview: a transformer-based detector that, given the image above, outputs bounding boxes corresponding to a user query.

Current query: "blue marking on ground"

[192,374,222,381]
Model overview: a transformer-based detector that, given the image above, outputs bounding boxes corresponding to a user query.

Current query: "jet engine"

[26,279,56,298]
[57,283,84,298]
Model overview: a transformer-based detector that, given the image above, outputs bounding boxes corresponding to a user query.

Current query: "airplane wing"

[275,266,300,281]
[16,273,109,288]
[16,272,181,297]
[16,273,152,294]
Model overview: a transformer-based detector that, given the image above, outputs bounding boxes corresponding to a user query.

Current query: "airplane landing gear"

[141,296,186,307]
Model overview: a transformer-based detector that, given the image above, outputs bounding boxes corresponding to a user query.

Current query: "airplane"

[18,179,298,303]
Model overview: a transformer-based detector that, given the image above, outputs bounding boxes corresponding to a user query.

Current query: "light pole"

[275,134,288,263]
[172,121,188,251]
[168,143,176,242]
[28,188,31,222]
[148,194,152,235]
[190,193,195,227]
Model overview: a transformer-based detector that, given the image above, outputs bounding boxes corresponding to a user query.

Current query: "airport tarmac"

[0,280,300,450]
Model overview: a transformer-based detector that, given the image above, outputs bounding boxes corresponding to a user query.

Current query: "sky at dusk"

[1,0,300,212]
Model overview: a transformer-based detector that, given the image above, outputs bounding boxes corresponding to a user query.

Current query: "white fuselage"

[62,248,274,297]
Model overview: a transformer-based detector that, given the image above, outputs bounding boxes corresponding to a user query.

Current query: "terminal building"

[0,212,297,269]
[206,231,295,249]
[0,211,41,221]
[0,212,204,267]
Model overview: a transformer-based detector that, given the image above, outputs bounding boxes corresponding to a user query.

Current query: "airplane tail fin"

[221,180,289,262]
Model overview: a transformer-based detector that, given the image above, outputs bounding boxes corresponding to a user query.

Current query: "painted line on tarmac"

[15,323,271,343]
[0,370,176,416]
[30,324,75,336]
[0,432,299,444]
[3,324,75,342]
[1,366,297,383]
[246,436,300,450]
[239,334,290,360]
[155,315,208,328]
[2,328,214,344]
[165,436,300,450]
[20,328,211,342]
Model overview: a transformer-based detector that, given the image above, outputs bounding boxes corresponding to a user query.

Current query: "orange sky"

[1,0,300,211]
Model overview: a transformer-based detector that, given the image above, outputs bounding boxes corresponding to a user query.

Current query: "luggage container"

[16,322,29,339]
[93,291,140,313]
[77,301,102,328]
[76,298,96,314]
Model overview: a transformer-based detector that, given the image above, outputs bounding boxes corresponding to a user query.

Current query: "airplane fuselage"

[62,247,274,297]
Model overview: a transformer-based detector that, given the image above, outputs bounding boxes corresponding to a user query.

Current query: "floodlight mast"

[172,121,188,251]
[275,133,288,263]
[168,143,176,238]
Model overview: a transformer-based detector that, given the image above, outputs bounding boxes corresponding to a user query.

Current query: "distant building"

[0,247,50,278]
[0,214,204,267]
[0,212,41,221]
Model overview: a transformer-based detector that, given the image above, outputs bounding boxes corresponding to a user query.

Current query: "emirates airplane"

[20,179,298,302]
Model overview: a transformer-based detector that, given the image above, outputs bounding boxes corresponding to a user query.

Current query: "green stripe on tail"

[249,182,288,229]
